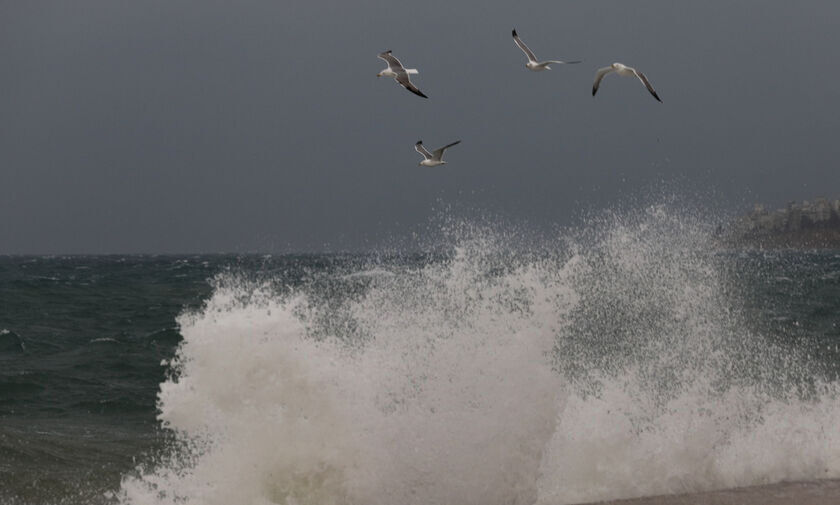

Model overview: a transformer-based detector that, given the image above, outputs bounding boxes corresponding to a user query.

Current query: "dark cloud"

[2,1,839,253]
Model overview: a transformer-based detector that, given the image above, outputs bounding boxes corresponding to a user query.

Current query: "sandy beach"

[588,479,840,505]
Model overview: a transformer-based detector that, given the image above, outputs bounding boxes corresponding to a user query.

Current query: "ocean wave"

[0,329,26,352]
[119,204,840,505]
[88,337,120,344]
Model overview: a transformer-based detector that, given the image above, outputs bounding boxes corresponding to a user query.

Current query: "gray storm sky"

[2,1,839,253]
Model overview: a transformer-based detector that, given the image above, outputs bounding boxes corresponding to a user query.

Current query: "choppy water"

[2,205,840,505]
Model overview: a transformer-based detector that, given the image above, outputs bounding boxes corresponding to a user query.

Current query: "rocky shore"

[722,197,840,249]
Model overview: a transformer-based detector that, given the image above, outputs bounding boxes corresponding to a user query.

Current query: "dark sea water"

[2,210,840,505]
[0,254,353,503]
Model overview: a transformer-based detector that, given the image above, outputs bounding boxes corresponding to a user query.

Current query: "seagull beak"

[376,73,381,78]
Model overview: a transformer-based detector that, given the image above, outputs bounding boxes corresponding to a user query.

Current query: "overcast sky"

[2,1,840,253]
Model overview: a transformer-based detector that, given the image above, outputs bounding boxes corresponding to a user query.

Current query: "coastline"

[722,197,840,249]
[718,229,840,250]
[582,479,840,505]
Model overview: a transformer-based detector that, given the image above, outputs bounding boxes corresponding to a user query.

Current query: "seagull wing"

[378,50,406,72]
[632,69,662,102]
[396,72,428,98]
[544,60,582,65]
[512,29,537,62]
[415,141,434,160]
[592,66,615,96]
[432,140,461,161]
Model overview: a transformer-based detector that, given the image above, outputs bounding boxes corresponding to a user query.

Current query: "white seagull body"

[512,29,581,71]
[592,63,661,102]
[377,50,428,98]
[415,140,461,167]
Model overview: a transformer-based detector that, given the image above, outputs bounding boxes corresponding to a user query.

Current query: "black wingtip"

[512,29,517,37]
[416,140,423,145]
[403,85,428,99]
[592,88,597,97]
[652,92,662,102]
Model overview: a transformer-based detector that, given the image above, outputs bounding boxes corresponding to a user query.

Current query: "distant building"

[727,196,840,248]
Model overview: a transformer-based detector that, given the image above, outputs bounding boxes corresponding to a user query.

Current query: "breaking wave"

[118,203,840,505]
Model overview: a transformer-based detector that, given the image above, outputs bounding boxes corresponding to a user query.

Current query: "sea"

[2,205,840,505]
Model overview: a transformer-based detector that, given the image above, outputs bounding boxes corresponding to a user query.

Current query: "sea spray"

[121,288,363,505]
[119,203,840,505]
[535,205,840,503]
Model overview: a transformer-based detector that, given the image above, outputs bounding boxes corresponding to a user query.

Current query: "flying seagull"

[592,63,661,102]
[512,29,581,71]
[377,51,428,98]
[415,140,461,167]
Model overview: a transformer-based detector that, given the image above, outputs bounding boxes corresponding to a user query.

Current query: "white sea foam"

[119,204,840,505]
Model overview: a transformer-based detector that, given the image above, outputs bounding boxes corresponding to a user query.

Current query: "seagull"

[592,63,661,102]
[512,29,581,71]
[377,50,428,99]
[415,140,460,167]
